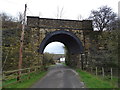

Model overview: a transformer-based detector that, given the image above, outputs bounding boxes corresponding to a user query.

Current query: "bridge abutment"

[27,16,93,69]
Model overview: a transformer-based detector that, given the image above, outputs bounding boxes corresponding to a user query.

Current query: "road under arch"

[39,30,83,54]
[39,30,84,68]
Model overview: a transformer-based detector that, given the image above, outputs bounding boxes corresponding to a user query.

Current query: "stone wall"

[27,16,92,30]
[27,16,93,69]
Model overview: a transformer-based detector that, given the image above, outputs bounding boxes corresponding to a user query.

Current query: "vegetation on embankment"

[61,62,66,66]
[76,69,118,88]
[3,71,47,88]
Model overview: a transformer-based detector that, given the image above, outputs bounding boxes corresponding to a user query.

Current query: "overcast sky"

[0,0,119,19]
[1,0,119,54]
[44,42,65,54]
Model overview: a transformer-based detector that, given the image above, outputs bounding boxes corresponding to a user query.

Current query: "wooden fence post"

[111,68,113,79]
[91,67,92,73]
[96,67,97,76]
[29,68,30,73]
[17,70,21,81]
[3,73,5,81]
[28,69,30,79]
[35,68,36,72]
[102,67,105,77]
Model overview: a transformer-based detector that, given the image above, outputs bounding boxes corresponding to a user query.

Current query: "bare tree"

[0,12,15,22]
[17,12,23,24]
[56,6,64,19]
[107,18,119,30]
[39,12,42,18]
[89,6,116,31]
[0,12,18,29]
[43,52,54,66]
[77,14,83,20]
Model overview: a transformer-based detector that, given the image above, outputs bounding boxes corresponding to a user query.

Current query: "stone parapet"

[27,16,93,31]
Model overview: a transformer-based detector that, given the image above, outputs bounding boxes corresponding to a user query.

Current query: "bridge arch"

[39,30,84,54]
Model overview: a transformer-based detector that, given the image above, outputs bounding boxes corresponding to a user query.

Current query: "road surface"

[31,63,85,88]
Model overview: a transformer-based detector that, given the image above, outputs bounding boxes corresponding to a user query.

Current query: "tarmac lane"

[31,63,85,88]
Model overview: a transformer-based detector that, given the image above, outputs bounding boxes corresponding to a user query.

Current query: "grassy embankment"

[3,71,47,88]
[76,69,118,88]
[60,62,118,88]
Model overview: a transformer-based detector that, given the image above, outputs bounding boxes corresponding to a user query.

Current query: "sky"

[0,0,119,19]
[0,0,120,54]
[44,42,65,54]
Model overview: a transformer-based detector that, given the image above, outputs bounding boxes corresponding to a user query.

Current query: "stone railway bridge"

[27,16,93,69]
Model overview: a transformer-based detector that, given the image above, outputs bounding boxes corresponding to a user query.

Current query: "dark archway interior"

[39,30,83,54]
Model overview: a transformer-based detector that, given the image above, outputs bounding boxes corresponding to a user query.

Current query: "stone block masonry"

[27,16,93,69]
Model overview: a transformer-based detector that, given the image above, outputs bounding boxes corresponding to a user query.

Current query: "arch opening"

[39,30,84,54]
[43,41,65,54]
[43,41,66,64]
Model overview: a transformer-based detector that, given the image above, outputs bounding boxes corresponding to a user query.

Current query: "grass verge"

[3,71,47,88]
[76,69,118,88]
[61,62,66,66]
